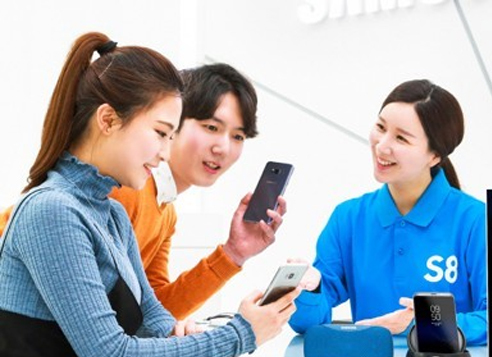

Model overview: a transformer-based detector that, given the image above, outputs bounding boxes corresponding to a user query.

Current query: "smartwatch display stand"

[406,325,471,357]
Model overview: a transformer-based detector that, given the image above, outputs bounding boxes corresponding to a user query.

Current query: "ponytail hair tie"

[97,40,118,56]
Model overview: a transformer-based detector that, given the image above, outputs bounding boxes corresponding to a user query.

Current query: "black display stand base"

[406,352,471,357]
[406,325,470,357]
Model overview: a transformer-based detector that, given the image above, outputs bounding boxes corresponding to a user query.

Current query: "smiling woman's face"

[369,101,440,188]
[105,95,182,190]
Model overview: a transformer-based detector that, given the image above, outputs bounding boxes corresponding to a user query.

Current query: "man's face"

[169,93,246,193]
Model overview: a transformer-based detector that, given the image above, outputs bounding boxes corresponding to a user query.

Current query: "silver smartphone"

[413,292,460,353]
[258,263,308,306]
[243,161,294,223]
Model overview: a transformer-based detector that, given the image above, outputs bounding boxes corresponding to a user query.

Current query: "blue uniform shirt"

[289,169,487,345]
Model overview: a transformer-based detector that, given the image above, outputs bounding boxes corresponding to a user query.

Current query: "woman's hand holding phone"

[238,287,301,346]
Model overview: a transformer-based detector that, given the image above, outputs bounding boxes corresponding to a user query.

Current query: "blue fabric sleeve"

[289,206,349,333]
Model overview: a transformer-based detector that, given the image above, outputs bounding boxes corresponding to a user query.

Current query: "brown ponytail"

[25,33,111,192]
[24,32,183,192]
[435,157,460,190]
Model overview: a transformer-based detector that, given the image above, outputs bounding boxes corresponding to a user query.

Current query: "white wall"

[1,0,491,330]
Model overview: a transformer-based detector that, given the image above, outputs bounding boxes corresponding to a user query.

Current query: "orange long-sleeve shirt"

[0,177,241,320]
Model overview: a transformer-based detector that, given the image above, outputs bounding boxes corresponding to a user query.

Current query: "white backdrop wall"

[1,0,491,339]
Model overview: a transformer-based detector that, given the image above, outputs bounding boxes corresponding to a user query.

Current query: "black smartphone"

[258,263,308,306]
[243,161,294,223]
[413,292,460,353]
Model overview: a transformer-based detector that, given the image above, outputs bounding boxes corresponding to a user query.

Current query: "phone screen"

[414,293,460,353]
[243,162,294,223]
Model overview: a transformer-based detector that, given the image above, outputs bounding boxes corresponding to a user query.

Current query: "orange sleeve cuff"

[207,245,242,280]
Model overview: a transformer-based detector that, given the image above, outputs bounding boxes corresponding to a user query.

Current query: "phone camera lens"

[271,168,281,174]
[287,273,294,279]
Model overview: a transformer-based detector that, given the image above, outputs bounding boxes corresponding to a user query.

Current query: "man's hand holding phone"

[223,192,287,267]
[243,162,294,224]
[223,161,293,267]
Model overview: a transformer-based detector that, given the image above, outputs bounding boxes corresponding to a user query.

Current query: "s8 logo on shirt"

[424,255,458,283]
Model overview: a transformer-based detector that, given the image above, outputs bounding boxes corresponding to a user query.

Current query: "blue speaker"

[304,324,393,357]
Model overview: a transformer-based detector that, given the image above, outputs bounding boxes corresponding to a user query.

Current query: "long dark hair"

[380,79,464,189]
[24,32,183,192]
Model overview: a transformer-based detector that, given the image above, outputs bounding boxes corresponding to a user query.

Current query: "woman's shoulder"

[335,188,381,212]
[17,187,78,215]
[8,188,88,243]
[324,189,381,228]
[447,187,485,214]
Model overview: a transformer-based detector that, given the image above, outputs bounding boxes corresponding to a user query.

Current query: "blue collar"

[376,169,452,228]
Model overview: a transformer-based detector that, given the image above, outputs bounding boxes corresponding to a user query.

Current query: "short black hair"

[180,63,258,138]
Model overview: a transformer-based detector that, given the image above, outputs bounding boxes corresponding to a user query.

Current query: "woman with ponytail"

[289,80,486,346]
[0,32,299,357]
